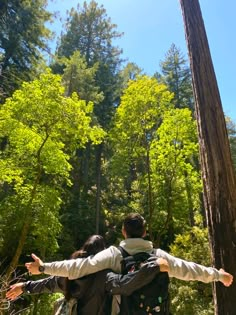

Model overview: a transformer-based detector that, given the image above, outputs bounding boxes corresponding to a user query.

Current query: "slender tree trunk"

[95,143,102,234]
[6,134,48,278]
[146,149,154,240]
[83,142,91,194]
[180,1,236,314]
[184,172,195,227]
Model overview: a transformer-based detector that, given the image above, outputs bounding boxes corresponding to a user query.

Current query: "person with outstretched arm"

[25,214,233,288]
[7,234,169,315]
[24,214,233,315]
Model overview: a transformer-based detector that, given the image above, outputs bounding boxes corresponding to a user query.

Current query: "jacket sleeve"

[22,276,66,295]
[155,249,221,283]
[43,246,122,280]
[105,259,161,296]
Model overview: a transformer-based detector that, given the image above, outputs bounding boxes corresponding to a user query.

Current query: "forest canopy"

[0,1,235,315]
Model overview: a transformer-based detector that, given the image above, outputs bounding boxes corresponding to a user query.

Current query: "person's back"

[118,214,170,315]
[7,233,162,315]
[24,213,233,315]
[7,235,111,315]
[68,270,111,315]
[66,235,111,315]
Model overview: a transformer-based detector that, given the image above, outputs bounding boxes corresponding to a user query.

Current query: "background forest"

[0,1,235,314]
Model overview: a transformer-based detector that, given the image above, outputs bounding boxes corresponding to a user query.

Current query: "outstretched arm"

[6,276,66,301]
[25,247,120,279]
[156,249,233,286]
[106,258,169,296]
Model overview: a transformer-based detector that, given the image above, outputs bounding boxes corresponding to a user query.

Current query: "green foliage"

[150,108,201,241]
[226,116,236,170]
[0,69,105,262]
[110,75,174,173]
[108,76,174,232]
[169,227,214,315]
[52,2,124,243]
[119,62,143,89]
[57,1,122,62]
[154,44,194,110]
[56,0,123,127]
[0,0,52,101]
[109,84,201,245]
[11,292,63,315]
[62,50,104,104]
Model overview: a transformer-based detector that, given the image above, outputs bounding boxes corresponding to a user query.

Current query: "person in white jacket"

[25,213,233,287]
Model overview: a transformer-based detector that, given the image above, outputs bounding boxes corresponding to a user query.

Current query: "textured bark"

[180,1,236,314]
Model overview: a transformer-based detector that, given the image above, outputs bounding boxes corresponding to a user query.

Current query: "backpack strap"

[118,245,130,258]
[118,246,133,274]
[119,246,156,259]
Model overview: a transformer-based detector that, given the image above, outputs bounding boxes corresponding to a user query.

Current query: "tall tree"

[0,70,105,279]
[55,0,123,233]
[150,108,201,245]
[59,50,105,247]
[109,76,174,240]
[0,0,52,101]
[119,62,143,89]
[180,0,236,314]
[56,0,123,125]
[62,50,103,104]
[154,44,194,110]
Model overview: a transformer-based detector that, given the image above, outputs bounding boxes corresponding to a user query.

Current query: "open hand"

[25,253,44,275]
[219,268,233,287]
[6,283,24,300]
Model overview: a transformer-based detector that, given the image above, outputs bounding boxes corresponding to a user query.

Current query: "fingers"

[6,285,23,301]
[156,258,169,272]
[225,275,233,287]
[25,253,42,274]
[31,253,40,262]
[219,269,233,287]
[25,253,37,270]
[25,262,31,271]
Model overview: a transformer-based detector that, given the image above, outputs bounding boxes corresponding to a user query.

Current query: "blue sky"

[47,0,236,122]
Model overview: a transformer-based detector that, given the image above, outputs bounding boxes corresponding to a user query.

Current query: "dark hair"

[65,235,106,300]
[123,213,146,238]
[71,235,106,259]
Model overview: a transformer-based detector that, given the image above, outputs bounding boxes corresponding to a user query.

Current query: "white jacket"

[44,238,223,283]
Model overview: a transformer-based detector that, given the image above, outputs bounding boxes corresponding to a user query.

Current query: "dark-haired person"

[24,213,233,314]
[7,234,167,315]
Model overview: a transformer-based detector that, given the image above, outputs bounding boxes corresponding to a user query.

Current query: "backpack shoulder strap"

[118,245,130,258]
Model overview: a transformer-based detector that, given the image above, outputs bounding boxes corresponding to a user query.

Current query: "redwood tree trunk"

[180,1,236,314]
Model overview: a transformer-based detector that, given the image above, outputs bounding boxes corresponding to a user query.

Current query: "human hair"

[65,235,106,300]
[71,235,106,259]
[123,213,146,238]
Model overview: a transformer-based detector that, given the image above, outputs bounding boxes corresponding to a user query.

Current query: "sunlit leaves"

[0,69,105,259]
[109,79,201,241]
[170,227,213,315]
[150,108,201,232]
[110,75,174,173]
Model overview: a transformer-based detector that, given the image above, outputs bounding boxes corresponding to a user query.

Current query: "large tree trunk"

[180,1,236,314]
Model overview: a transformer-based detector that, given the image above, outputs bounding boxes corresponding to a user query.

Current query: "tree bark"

[179,1,236,314]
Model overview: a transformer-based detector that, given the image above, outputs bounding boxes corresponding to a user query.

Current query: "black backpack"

[118,246,170,315]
